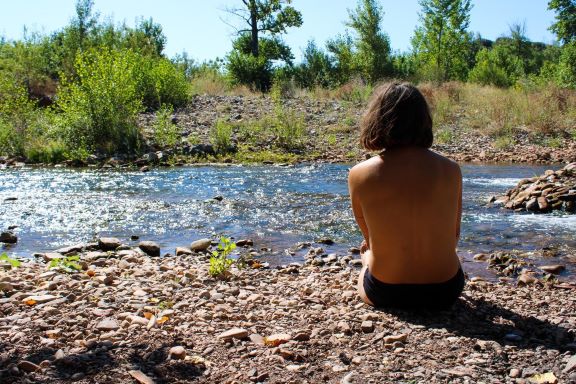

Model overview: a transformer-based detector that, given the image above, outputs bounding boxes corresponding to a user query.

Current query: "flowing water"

[1,163,575,280]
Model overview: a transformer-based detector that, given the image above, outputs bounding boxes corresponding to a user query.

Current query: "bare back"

[349,147,462,284]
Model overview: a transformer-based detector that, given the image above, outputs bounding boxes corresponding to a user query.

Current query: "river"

[1,163,575,279]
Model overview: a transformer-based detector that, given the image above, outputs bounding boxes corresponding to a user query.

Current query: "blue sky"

[0,1,557,62]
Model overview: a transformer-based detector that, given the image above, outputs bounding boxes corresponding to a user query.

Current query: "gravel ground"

[1,240,575,383]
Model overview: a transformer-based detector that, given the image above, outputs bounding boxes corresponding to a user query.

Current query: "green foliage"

[138,56,190,110]
[226,49,273,91]
[548,0,576,44]
[347,0,393,83]
[0,253,21,268]
[293,40,335,89]
[326,33,356,85]
[412,0,473,82]
[48,255,82,273]
[153,105,180,148]
[209,237,236,278]
[0,76,37,156]
[469,46,524,87]
[556,41,576,87]
[210,119,234,154]
[56,48,142,155]
[271,106,305,150]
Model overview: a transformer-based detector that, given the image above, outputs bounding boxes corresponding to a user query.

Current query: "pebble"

[138,241,160,257]
[98,237,121,251]
[190,238,211,252]
[361,320,374,333]
[168,346,187,360]
[218,328,249,340]
[96,319,119,331]
[17,360,41,372]
[510,368,521,378]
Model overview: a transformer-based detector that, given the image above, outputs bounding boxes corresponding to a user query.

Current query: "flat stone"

[540,265,565,274]
[42,252,63,262]
[17,360,41,372]
[218,328,248,340]
[249,333,265,345]
[383,333,408,344]
[139,241,160,257]
[96,319,119,331]
[563,355,576,373]
[129,370,155,384]
[22,295,59,304]
[265,333,292,346]
[190,238,211,252]
[175,247,193,256]
[98,237,121,251]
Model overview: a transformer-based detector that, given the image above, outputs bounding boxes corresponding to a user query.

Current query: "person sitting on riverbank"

[348,82,464,309]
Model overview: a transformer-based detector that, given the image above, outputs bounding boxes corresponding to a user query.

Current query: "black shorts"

[363,267,465,310]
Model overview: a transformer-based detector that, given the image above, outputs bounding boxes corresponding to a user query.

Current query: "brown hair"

[360,82,433,151]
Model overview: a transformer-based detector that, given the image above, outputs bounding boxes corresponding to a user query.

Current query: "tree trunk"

[249,0,259,57]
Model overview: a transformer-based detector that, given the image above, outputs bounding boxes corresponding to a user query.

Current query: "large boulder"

[98,237,122,251]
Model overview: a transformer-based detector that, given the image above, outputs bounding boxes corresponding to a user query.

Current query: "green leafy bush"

[0,76,35,155]
[138,56,190,110]
[57,48,143,155]
[152,105,180,148]
[272,106,305,150]
[210,119,234,154]
[226,51,272,92]
[209,237,236,278]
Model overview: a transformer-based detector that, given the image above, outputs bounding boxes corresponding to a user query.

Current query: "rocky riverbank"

[1,239,575,383]
[493,162,576,213]
[1,94,576,169]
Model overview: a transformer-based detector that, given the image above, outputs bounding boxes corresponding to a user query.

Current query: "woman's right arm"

[348,167,370,249]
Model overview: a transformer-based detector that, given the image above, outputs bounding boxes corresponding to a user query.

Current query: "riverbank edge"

[0,241,575,383]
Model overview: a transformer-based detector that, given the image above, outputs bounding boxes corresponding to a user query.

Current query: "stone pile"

[0,237,575,383]
[494,162,576,213]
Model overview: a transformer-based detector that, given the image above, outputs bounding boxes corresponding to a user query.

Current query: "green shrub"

[49,255,82,273]
[272,106,305,150]
[209,237,236,278]
[0,76,35,155]
[226,51,272,92]
[57,48,143,155]
[138,56,190,110]
[153,105,180,148]
[210,119,234,154]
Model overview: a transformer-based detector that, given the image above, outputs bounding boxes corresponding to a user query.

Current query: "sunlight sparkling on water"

[1,163,574,278]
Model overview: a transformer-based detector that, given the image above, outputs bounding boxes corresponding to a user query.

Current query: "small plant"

[209,237,237,278]
[0,253,21,268]
[153,105,180,148]
[210,119,234,154]
[435,128,454,144]
[272,106,305,150]
[49,255,82,273]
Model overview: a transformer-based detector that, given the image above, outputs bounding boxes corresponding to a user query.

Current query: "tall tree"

[548,0,576,44]
[411,0,473,81]
[346,0,392,83]
[225,0,302,57]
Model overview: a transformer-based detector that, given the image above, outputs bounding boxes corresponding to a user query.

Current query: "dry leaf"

[528,372,558,384]
[128,369,155,384]
[86,270,95,277]
[24,299,37,306]
[156,316,169,324]
[143,312,153,320]
[251,261,263,269]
